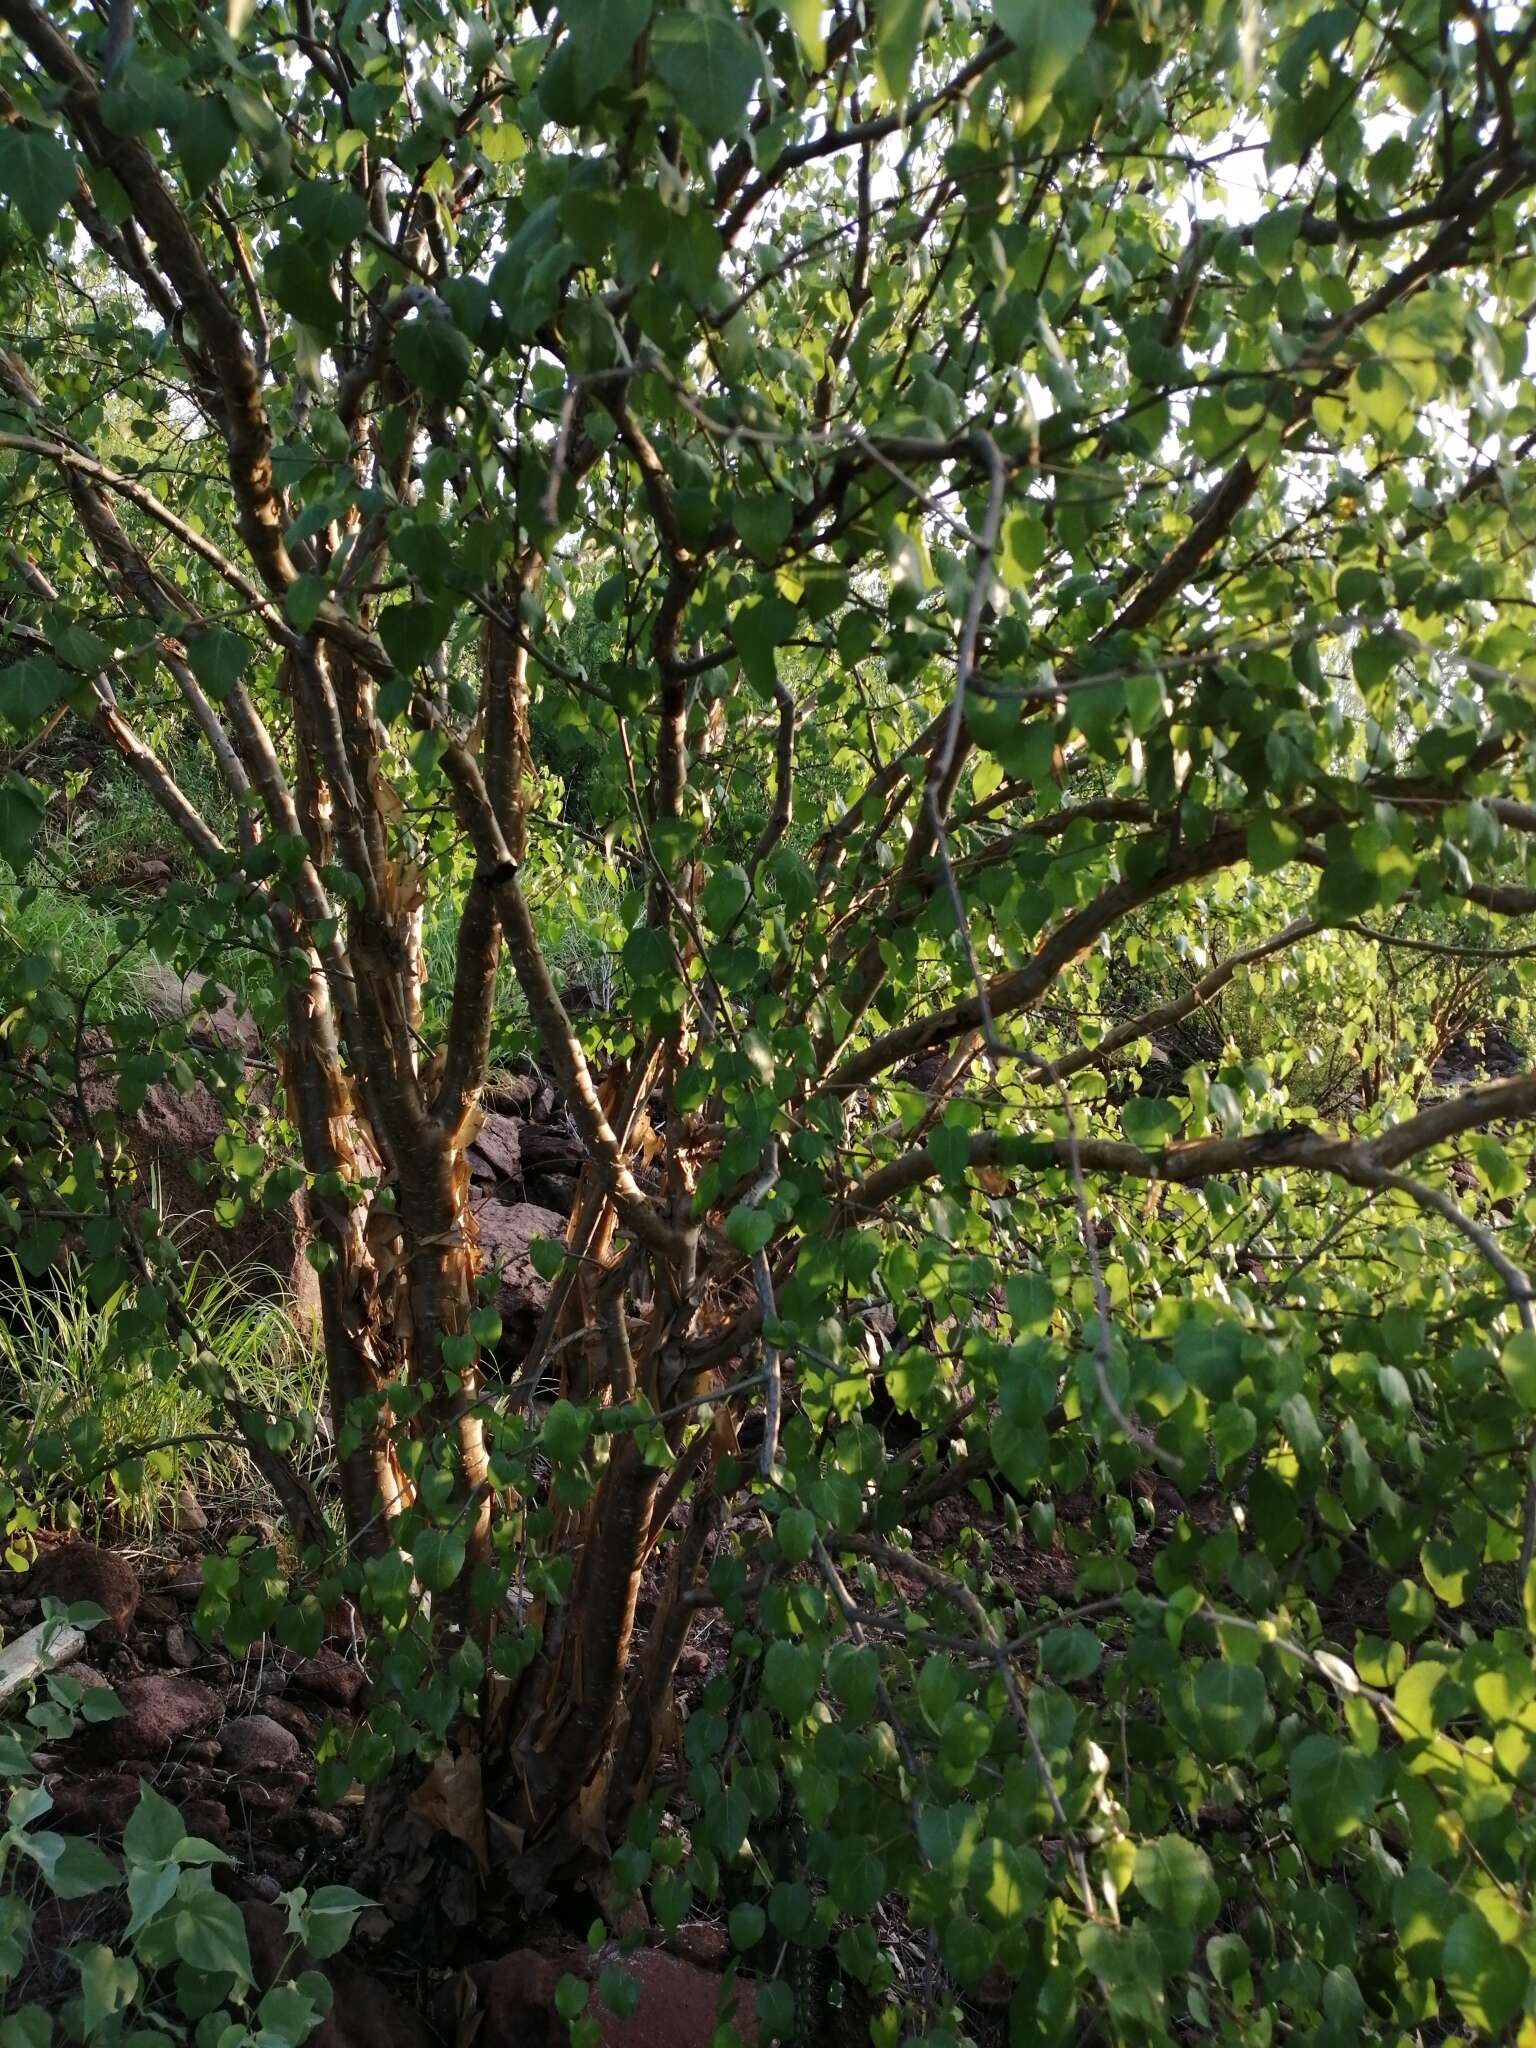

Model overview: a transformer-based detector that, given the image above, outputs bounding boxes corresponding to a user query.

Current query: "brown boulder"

[79,1046,315,1308]
[218,1713,303,1772]
[288,1645,367,1712]
[470,1198,566,1342]
[108,1674,220,1756]
[30,1542,140,1641]
[468,1113,522,1189]
[45,1772,144,1835]
[227,1769,308,1816]
[140,965,261,1058]
[178,1797,232,1848]
[242,1901,435,2048]
[464,1942,757,2048]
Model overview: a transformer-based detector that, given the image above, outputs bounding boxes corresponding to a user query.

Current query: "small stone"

[163,1624,197,1670]
[218,1713,303,1772]
[227,1768,307,1815]
[270,1806,348,1847]
[289,1645,366,1711]
[171,1487,209,1534]
[259,1696,315,1743]
[30,1543,140,1641]
[109,1675,220,1756]
[178,1798,231,1848]
[46,1773,143,1835]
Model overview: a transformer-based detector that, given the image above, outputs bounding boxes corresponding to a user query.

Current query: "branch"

[0,0,294,593]
[1050,916,1322,1081]
[829,824,1251,1092]
[0,433,294,647]
[844,1065,1536,1214]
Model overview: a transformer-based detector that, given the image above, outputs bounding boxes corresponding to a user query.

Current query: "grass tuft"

[0,1254,326,1540]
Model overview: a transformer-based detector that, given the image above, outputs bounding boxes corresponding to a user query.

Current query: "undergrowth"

[0,1254,326,1541]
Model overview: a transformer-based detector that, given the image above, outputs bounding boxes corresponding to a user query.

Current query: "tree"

[3,0,1536,2036]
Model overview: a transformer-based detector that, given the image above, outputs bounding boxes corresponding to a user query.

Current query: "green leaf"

[993,0,1093,123]
[650,14,759,140]
[725,1204,774,1256]
[917,1656,961,1729]
[297,1885,373,1961]
[1278,1391,1323,1468]
[700,863,750,929]
[1121,1097,1181,1150]
[292,179,368,254]
[732,494,793,565]
[776,1507,815,1564]
[540,1398,588,1459]
[828,1642,878,1720]
[183,626,252,700]
[728,1902,764,1950]
[172,98,239,197]
[123,1783,187,1866]
[283,573,329,631]
[76,1944,138,2035]
[1039,1626,1101,1684]
[1132,1837,1217,1927]
[175,1886,253,1983]
[48,1836,120,1900]
[412,1527,467,1594]
[781,0,825,68]
[1442,1909,1529,2036]
[997,510,1046,588]
[762,1639,819,1720]
[0,128,76,238]
[393,317,473,404]
[529,1237,566,1280]
[827,1839,885,1916]
[562,0,654,104]
[873,0,932,99]
[1,656,71,731]
[1499,1330,1536,1412]
[970,1837,1045,1927]
[1287,1734,1378,1858]
[1191,1662,1266,1761]
[1247,814,1303,874]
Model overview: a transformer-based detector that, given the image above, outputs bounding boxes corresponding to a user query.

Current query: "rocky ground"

[3,1533,763,2046]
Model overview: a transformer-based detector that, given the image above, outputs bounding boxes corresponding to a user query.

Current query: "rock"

[46,1772,144,1835]
[162,1624,197,1670]
[140,964,261,1056]
[218,1713,303,1772]
[242,1901,436,2048]
[466,1943,757,2048]
[668,1923,730,1970]
[289,1645,366,1712]
[29,1543,140,1641]
[178,1797,231,1848]
[259,1695,315,1742]
[108,1674,220,1756]
[227,1769,308,1815]
[78,1042,316,1309]
[68,1661,115,1693]
[467,1113,522,1188]
[171,1486,209,1534]
[470,1198,566,1344]
[270,1806,348,1848]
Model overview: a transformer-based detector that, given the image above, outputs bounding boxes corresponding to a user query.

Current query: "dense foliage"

[4,0,1536,2040]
